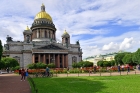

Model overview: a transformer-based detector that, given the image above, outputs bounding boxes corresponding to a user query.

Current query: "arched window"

[72,56,77,64]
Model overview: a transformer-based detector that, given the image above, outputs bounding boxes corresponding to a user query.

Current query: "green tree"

[132,48,140,65]
[110,60,115,66]
[122,53,133,65]
[27,62,47,69]
[97,60,104,67]
[27,63,35,69]
[0,40,3,61]
[72,63,79,68]
[114,53,128,65]
[35,62,47,69]
[48,63,55,68]
[1,57,19,68]
[0,61,5,69]
[83,61,93,67]
[72,61,93,68]
[103,61,108,67]
[132,52,137,63]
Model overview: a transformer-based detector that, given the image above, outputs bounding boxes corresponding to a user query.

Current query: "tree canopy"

[122,53,133,65]
[132,48,140,64]
[114,53,129,65]
[72,61,93,68]
[1,57,19,68]
[0,40,3,61]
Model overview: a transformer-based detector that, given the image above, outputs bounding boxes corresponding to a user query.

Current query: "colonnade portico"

[32,53,68,68]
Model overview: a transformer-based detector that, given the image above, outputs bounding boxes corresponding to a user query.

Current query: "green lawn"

[30,75,140,93]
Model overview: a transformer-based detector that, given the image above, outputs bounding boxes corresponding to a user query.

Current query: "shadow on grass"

[32,77,108,93]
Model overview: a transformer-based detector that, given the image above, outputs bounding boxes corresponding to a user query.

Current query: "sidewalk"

[0,73,31,93]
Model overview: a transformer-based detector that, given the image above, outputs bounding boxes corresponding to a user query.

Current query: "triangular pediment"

[37,44,66,50]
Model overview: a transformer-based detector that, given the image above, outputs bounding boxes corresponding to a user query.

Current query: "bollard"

[110,70,111,76]
[127,72,128,75]
[120,71,121,75]
[78,72,79,77]
[135,71,136,75]
[89,71,90,76]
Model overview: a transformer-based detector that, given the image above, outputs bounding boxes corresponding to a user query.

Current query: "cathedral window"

[72,56,77,64]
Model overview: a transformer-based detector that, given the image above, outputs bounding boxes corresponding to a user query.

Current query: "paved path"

[0,73,31,93]
[0,70,140,93]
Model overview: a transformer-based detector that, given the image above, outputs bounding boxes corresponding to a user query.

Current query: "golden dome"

[64,30,68,34]
[35,11,52,21]
[34,4,52,21]
[25,26,30,30]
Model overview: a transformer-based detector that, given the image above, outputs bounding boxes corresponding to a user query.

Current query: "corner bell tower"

[23,26,32,43]
[61,30,70,47]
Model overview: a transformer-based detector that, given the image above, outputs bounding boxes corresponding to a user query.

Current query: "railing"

[32,72,53,78]
[53,70,140,77]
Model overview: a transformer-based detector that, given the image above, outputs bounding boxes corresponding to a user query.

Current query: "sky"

[1,0,140,59]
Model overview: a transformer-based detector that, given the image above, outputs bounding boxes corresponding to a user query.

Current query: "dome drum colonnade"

[30,4,56,42]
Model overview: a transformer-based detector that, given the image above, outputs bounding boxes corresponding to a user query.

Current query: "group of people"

[19,68,28,81]
[19,67,50,80]
[118,64,130,72]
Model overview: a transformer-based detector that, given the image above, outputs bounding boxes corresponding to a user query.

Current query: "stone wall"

[9,45,23,51]
[23,43,33,50]
[23,53,32,68]
[68,54,72,68]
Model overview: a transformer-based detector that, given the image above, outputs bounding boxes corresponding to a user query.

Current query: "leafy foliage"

[0,40,3,61]
[48,63,55,68]
[132,48,140,64]
[114,53,129,65]
[0,60,5,69]
[72,61,93,68]
[122,53,133,64]
[1,57,19,68]
[97,60,114,67]
[11,66,20,71]
[97,61,104,67]
[28,62,47,69]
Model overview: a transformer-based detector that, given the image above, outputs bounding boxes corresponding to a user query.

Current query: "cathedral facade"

[3,4,82,68]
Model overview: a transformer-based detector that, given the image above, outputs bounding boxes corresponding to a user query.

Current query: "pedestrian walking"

[21,68,26,81]
[121,65,124,72]
[118,65,120,72]
[127,64,130,72]
[46,67,50,77]
[25,69,29,77]
[93,65,96,73]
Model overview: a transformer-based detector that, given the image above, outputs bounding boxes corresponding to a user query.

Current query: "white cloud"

[0,0,140,59]
[119,37,134,50]
[102,42,118,51]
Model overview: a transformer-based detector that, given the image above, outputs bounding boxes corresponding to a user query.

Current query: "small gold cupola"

[25,26,30,30]
[61,30,70,38]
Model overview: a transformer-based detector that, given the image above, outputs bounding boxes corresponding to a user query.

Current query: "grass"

[30,75,140,93]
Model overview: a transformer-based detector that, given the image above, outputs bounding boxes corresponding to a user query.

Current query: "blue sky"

[0,0,140,59]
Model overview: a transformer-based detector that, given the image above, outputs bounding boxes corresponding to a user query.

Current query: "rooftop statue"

[6,35,13,42]
[76,40,80,45]
[4,44,9,50]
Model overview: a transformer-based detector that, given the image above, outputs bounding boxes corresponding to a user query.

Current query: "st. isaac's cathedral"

[3,4,83,68]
